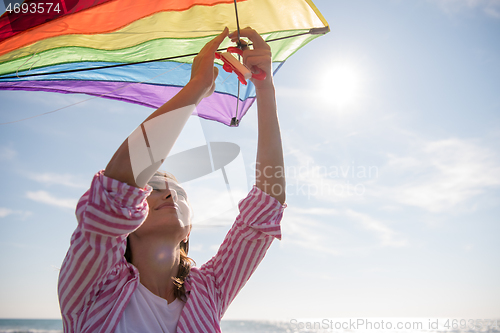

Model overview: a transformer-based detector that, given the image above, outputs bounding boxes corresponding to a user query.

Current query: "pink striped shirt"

[58,170,285,333]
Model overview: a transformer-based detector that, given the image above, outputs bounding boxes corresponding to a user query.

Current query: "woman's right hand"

[189,27,229,100]
[229,27,273,91]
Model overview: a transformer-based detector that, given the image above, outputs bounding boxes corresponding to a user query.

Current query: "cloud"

[286,131,500,213]
[282,206,405,255]
[281,210,342,256]
[464,244,474,251]
[188,244,204,252]
[0,207,32,219]
[484,3,500,16]
[0,208,14,218]
[26,191,77,209]
[379,137,500,212]
[282,206,407,254]
[257,127,498,256]
[344,209,408,247]
[0,146,17,160]
[291,207,340,216]
[27,172,88,189]
[429,0,500,18]
[283,145,378,204]
[209,244,220,252]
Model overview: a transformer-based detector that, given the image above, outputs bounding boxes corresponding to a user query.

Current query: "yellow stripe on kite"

[0,0,327,62]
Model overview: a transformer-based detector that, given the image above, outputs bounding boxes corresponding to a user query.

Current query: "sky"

[1,0,499,322]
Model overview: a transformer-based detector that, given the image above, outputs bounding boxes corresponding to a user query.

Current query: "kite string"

[233,0,242,126]
[219,71,234,85]
[16,52,41,78]
[233,0,242,47]
[0,62,188,125]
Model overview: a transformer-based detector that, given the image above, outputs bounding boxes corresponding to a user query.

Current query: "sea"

[1,318,499,333]
[0,319,293,332]
[0,319,299,333]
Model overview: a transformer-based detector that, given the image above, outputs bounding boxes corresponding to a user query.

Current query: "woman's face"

[139,176,192,241]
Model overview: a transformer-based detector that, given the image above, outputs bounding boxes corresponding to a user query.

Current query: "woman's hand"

[229,27,273,90]
[190,27,229,99]
[227,28,285,204]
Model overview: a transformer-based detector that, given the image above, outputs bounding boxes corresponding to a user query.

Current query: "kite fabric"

[0,0,329,126]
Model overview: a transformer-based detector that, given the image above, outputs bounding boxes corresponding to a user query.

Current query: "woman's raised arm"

[231,28,286,204]
[104,28,229,188]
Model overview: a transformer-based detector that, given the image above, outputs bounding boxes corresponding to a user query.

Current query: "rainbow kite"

[0,0,329,126]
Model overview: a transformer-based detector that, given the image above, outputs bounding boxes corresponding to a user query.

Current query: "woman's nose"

[167,189,178,202]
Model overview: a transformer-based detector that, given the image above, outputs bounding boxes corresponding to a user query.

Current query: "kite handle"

[227,46,243,55]
[223,47,267,82]
[215,51,249,85]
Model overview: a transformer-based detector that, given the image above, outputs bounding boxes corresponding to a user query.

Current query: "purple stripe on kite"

[0,80,255,126]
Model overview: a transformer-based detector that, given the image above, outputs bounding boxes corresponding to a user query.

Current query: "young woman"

[58,27,286,333]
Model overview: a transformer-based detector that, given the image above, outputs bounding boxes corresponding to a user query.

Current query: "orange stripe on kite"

[0,0,113,41]
[0,0,245,57]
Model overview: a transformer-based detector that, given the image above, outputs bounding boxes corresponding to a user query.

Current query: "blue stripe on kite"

[0,62,283,99]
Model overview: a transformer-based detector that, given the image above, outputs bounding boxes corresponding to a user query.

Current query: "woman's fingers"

[190,28,228,93]
[229,27,270,50]
[227,27,273,87]
[229,37,250,50]
[243,52,271,70]
[243,49,272,60]
[227,27,271,75]
[200,27,229,55]
[240,47,272,77]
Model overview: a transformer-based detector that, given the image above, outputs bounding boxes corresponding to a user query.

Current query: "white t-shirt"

[115,283,184,333]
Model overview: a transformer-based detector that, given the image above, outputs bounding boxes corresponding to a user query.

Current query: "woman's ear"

[182,231,190,243]
[184,224,192,243]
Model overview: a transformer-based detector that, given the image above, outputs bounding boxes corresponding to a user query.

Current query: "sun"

[318,63,363,109]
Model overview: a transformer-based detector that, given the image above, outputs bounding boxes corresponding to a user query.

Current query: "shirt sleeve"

[191,185,286,318]
[58,170,151,316]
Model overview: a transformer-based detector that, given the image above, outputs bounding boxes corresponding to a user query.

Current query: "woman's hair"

[124,171,195,301]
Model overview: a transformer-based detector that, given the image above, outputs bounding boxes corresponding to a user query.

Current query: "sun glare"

[319,63,363,109]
